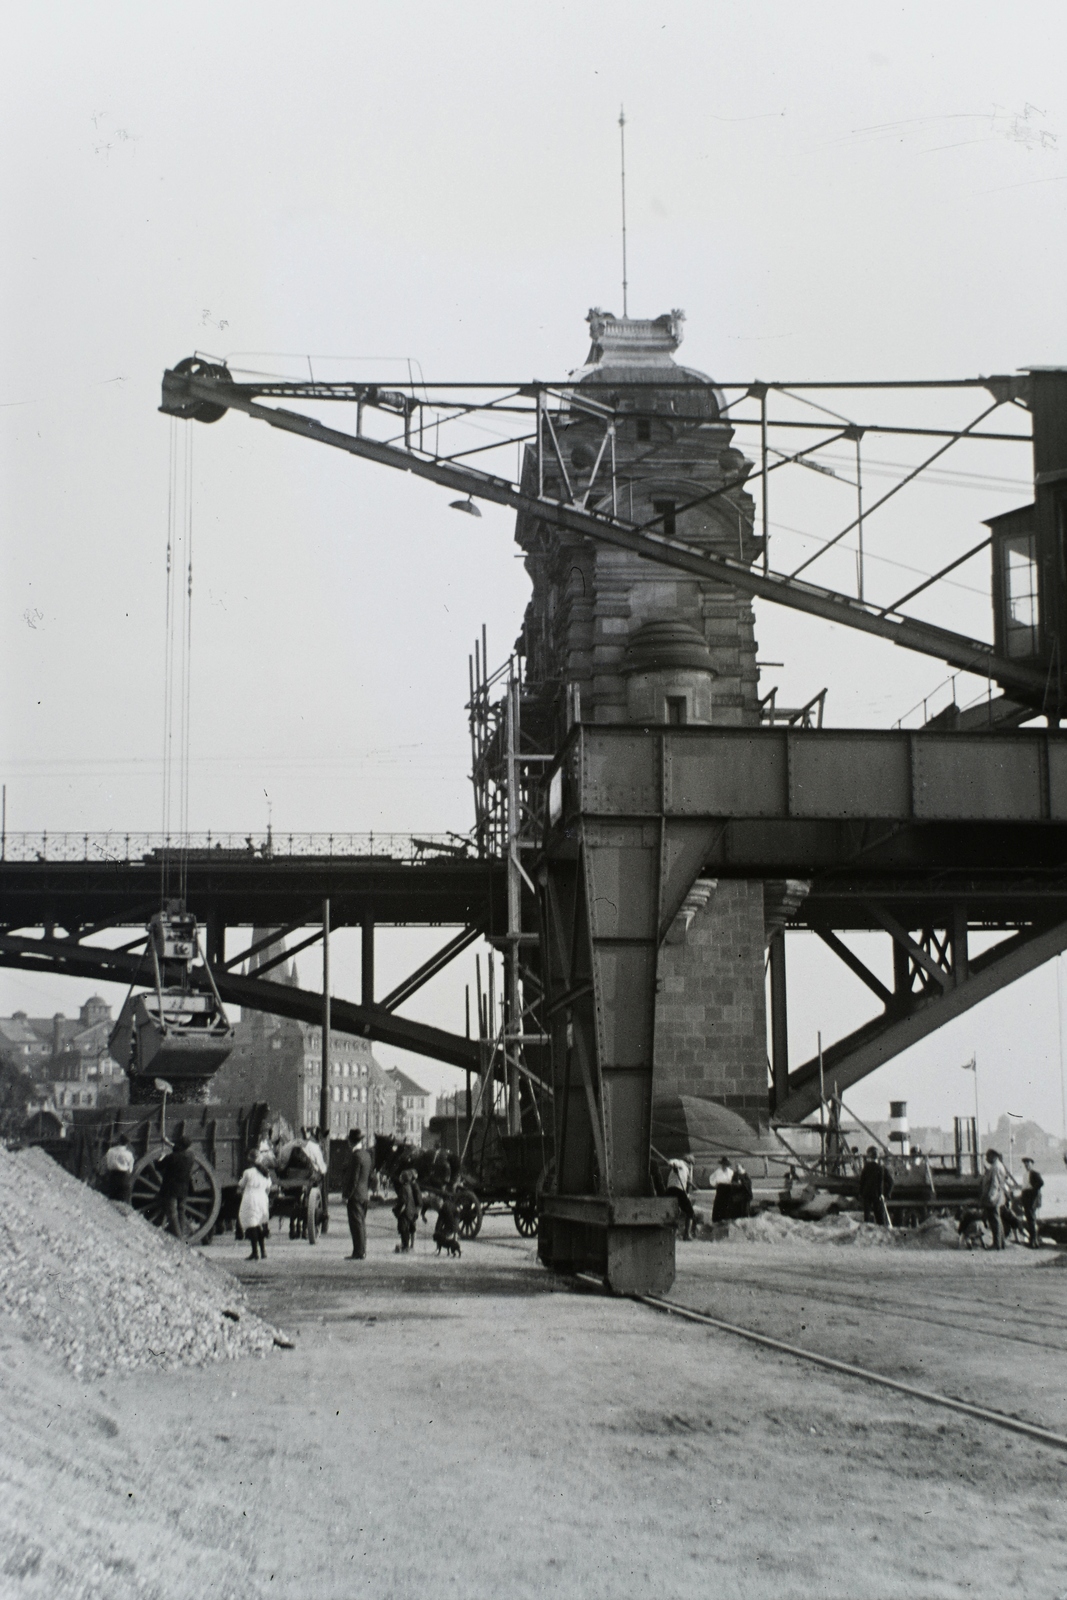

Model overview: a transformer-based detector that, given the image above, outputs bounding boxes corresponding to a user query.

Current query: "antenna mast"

[619,106,628,316]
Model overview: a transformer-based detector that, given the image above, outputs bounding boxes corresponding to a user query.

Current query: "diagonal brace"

[867,904,951,991]
[379,925,481,1012]
[813,925,893,1007]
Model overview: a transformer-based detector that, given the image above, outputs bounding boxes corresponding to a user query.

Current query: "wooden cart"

[28,1100,273,1245]
[461,1126,549,1238]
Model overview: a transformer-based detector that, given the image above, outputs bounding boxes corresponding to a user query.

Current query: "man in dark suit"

[342,1128,374,1261]
[158,1133,196,1240]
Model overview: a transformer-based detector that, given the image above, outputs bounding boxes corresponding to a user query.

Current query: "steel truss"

[535,723,1067,1290]
[160,362,1055,709]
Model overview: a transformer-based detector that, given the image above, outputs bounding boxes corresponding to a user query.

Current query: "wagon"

[28,1100,273,1245]
[268,1147,329,1244]
[460,1125,549,1239]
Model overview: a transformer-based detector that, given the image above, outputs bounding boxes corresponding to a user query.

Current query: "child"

[393,1166,422,1253]
[238,1148,272,1260]
[433,1193,461,1258]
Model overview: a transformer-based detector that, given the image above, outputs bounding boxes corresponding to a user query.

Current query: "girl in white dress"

[238,1151,273,1260]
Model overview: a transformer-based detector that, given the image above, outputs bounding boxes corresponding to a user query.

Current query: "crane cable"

[160,419,194,909]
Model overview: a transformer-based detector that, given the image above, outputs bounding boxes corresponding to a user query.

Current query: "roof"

[386,1067,430,1097]
[0,1017,41,1046]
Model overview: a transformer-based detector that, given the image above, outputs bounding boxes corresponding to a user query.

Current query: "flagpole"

[971,1054,980,1149]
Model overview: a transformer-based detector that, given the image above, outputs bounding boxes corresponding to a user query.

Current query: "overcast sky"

[3,1,1067,1136]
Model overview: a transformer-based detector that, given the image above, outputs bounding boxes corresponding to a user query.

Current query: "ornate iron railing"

[0,830,475,865]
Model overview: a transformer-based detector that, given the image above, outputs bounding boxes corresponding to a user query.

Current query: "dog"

[957,1207,985,1250]
[435,1235,461,1258]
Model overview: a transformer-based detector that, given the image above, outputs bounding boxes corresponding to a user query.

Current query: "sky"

[2,0,1067,1137]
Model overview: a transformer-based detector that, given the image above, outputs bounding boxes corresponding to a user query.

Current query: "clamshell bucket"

[110,990,234,1084]
[109,905,235,1101]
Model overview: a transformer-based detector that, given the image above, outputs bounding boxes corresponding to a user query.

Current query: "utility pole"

[319,899,331,1135]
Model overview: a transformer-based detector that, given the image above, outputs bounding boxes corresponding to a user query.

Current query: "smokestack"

[888,1100,910,1155]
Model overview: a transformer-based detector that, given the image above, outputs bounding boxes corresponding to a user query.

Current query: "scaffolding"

[467,633,552,1140]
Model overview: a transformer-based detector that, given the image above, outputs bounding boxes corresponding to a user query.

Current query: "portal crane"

[160,355,1067,718]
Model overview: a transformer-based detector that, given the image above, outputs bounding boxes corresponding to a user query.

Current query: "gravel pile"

[0,1144,287,1377]
[706,1210,961,1249]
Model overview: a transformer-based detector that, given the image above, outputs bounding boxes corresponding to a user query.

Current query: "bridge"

[0,832,503,1074]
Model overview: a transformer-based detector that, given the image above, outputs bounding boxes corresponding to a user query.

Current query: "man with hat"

[341,1127,374,1261]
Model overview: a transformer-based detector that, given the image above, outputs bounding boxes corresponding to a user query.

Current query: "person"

[1019,1156,1044,1248]
[433,1192,461,1257]
[103,1134,134,1203]
[858,1147,891,1225]
[711,1155,735,1223]
[666,1156,697,1240]
[238,1148,272,1260]
[979,1147,1011,1250]
[731,1163,754,1217]
[342,1127,374,1260]
[158,1133,196,1240]
[393,1166,421,1253]
[303,1128,327,1178]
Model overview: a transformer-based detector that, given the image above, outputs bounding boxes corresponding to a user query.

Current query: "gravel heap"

[706,1210,961,1249]
[0,1144,287,1377]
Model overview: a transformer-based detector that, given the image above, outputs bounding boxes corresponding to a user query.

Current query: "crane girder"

[160,363,1052,709]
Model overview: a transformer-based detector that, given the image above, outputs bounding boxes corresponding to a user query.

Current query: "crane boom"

[160,361,1053,709]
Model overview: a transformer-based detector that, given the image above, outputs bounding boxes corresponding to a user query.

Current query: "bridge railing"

[0,831,478,865]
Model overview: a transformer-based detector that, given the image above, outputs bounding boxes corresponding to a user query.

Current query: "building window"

[652,499,676,539]
[666,696,688,726]
[636,418,651,442]
[332,1085,340,1102]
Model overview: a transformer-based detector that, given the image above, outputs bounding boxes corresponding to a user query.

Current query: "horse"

[373,1136,460,1207]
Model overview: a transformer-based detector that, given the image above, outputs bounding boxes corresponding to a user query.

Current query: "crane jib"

[159,363,1052,709]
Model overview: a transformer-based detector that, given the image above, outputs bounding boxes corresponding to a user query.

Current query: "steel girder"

[0,855,505,936]
[775,915,1067,1122]
[538,723,1067,1294]
[0,932,482,1073]
[538,813,720,1294]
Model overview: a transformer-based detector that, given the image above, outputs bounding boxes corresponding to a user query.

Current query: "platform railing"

[0,830,477,865]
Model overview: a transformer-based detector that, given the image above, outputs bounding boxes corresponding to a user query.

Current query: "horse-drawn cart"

[30,1100,272,1244]
[268,1144,328,1243]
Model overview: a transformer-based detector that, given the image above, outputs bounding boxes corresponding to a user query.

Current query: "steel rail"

[635,1294,1067,1453]
[162,372,1050,703]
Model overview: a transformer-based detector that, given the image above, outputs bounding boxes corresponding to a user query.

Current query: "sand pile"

[705,1210,961,1249]
[0,1144,286,1377]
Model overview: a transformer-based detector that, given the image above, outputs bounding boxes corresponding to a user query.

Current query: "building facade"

[207,931,409,1138]
[386,1068,431,1143]
[0,995,126,1113]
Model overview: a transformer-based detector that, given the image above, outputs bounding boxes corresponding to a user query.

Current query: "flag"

[960,1055,976,1071]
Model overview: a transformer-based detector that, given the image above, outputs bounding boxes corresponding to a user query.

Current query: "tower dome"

[575,307,727,420]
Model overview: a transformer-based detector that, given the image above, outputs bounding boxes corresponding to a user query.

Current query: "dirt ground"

[4,1203,1067,1600]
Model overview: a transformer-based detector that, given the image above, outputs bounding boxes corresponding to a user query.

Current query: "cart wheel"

[514,1194,539,1237]
[131,1149,221,1245]
[454,1188,483,1240]
[306,1186,322,1245]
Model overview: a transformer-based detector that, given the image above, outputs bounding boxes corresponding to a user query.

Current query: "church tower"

[516,309,770,1126]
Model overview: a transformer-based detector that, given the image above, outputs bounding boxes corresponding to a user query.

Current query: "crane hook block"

[160,356,231,423]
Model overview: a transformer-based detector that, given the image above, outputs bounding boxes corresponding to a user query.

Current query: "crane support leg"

[538,811,720,1295]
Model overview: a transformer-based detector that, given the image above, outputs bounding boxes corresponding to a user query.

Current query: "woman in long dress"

[238,1150,273,1260]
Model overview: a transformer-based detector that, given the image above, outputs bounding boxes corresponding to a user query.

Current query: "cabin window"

[1001,532,1039,657]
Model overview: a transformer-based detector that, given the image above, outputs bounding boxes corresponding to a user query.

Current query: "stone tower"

[516,309,769,1127]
